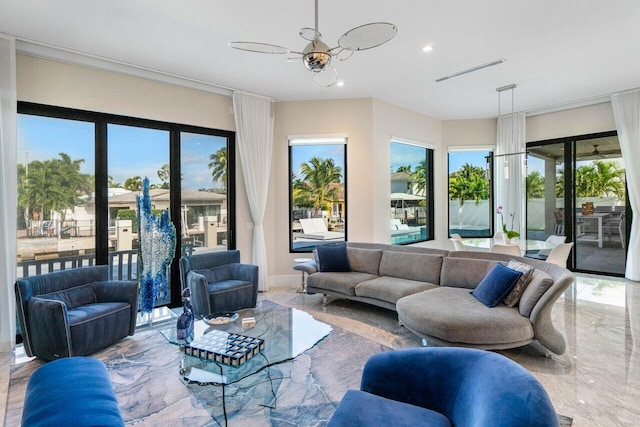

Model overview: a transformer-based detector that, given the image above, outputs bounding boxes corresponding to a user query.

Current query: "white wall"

[527,102,616,142]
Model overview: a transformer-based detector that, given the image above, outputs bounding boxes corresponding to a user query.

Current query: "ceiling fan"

[229,0,398,87]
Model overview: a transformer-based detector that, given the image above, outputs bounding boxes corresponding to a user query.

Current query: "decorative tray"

[204,312,239,325]
[184,330,265,367]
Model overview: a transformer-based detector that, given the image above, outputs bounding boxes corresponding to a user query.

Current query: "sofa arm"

[27,297,72,360]
[93,280,139,336]
[186,270,212,319]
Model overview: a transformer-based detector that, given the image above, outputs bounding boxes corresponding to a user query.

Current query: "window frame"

[447,146,494,239]
[17,101,236,307]
[288,135,348,253]
[390,139,435,245]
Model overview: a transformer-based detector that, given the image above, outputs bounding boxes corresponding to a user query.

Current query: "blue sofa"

[329,347,559,427]
[179,250,258,319]
[22,357,124,426]
[15,265,138,361]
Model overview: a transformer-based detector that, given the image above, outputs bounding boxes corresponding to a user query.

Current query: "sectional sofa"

[297,242,574,355]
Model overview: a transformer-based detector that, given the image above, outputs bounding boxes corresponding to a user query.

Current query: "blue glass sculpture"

[137,177,176,315]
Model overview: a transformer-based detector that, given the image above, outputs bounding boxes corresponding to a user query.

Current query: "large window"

[390,140,434,244]
[289,136,347,253]
[16,102,235,309]
[448,149,493,238]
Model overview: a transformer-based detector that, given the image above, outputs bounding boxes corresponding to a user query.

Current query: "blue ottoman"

[22,357,124,427]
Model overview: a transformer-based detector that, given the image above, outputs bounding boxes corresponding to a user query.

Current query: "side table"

[293,258,312,293]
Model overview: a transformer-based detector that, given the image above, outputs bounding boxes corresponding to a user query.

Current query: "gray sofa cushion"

[519,269,554,317]
[397,287,534,345]
[503,260,535,307]
[440,258,500,289]
[348,248,383,275]
[355,277,439,304]
[307,272,378,296]
[40,284,97,309]
[378,252,443,285]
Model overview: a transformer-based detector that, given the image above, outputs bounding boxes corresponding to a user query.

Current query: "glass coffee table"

[161,300,332,424]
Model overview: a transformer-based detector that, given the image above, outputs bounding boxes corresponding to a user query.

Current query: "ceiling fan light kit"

[229,0,397,87]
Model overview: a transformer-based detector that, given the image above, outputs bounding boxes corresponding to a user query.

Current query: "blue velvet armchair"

[179,250,258,319]
[15,265,138,361]
[329,347,559,427]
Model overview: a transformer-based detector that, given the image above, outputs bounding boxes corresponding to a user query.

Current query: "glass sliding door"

[180,132,231,254]
[526,143,565,243]
[527,131,627,275]
[16,114,96,278]
[107,124,170,304]
[573,135,626,275]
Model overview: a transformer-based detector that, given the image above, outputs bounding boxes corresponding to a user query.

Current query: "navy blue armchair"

[15,266,138,361]
[329,347,559,427]
[179,250,258,319]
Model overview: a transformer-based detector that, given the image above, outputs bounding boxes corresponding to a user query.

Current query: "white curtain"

[611,89,640,281]
[233,92,274,291]
[0,35,17,352]
[494,112,526,236]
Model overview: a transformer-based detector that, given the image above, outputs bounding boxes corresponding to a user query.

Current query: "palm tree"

[575,160,625,198]
[448,163,489,206]
[526,171,545,198]
[395,165,412,173]
[411,160,427,195]
[293,157,342,217]
[157,163,170,189]
[124,176,143,191]
[208,147,227,189]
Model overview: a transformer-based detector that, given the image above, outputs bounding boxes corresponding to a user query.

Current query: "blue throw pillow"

[316,243,352,272]
[471,263,523,308]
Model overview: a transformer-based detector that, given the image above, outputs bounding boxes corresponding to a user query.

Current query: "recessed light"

[422,43,434,52]
[336,80,345,87]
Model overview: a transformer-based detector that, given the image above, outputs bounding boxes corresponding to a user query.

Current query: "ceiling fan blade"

[300,27,322,42]
[338,22,398,51]
[335,48,354,62]
[229,41,289,54]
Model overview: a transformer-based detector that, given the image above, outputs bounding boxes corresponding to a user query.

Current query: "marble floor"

[2,272,640,426]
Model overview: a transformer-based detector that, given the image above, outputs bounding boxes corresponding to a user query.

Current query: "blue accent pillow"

[471,263,523,307]
[316,243,352,272]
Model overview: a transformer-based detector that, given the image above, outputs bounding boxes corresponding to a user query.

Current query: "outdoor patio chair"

[603,212,626,248]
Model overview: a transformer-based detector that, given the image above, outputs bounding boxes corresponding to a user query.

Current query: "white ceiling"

[2,0,640,119]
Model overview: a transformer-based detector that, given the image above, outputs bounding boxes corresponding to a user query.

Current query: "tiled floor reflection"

[4,273,640,426]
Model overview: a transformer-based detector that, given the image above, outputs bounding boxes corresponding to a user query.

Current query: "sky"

[17,114,227,190]
[390,141,426,172]
[291,144,345,183]
[447,150,491,174]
